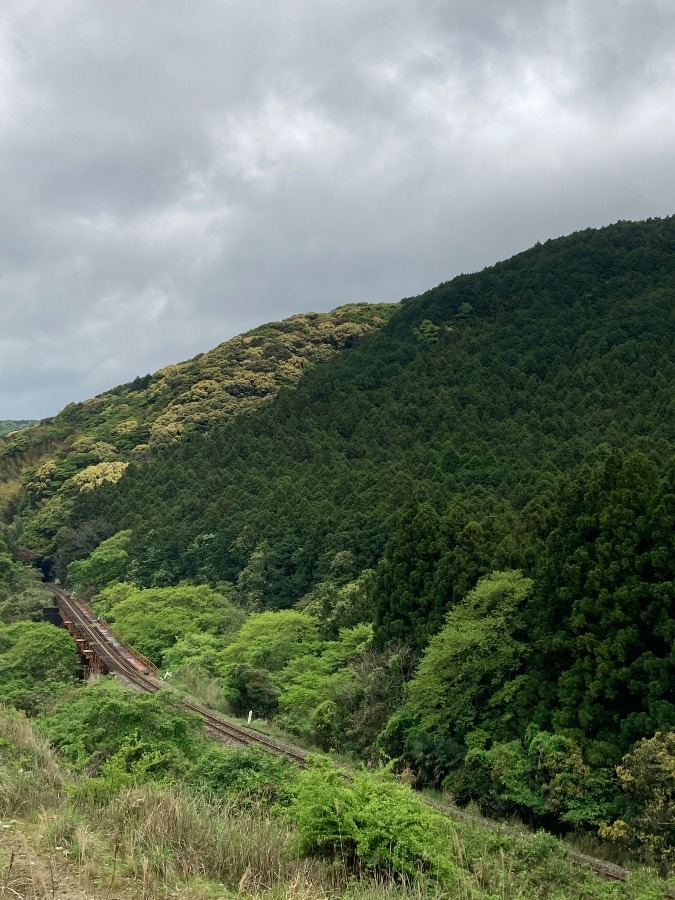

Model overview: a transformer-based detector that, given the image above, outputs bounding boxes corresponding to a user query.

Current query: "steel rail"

[51,587,307,766]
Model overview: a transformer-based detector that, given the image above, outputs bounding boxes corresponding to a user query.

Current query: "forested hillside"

[65,218,673,599]
[0,302,393,544]
[1,217,674,862]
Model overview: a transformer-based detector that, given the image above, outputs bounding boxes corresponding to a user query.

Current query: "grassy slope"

[1,701,670,900]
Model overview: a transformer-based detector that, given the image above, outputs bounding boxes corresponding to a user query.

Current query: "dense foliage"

[0,620,78,714]
[94,581,245,664]
[601,732,675,869]
[383,452,674,823]
[64,218,674,608]
[0,530,72,714]
[42,678,207,778]
[0,217,674,865]
[0,531,51,623]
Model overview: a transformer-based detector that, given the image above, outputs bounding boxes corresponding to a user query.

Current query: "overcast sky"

[1,0,674,418]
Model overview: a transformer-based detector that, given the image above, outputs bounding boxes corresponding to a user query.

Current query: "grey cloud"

[0,0,674,418]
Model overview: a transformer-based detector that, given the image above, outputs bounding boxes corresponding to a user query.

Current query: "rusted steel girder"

[58,614,109,677]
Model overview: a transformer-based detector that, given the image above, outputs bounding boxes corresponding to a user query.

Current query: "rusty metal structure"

[47,586,308,764]
[60,614,108,677]
[48,589,155,680]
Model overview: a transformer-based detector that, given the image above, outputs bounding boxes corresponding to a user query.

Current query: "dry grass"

[0,705,433,900]
[0,705,60,777]
[2,706,671,900]
[105,785,325,891]
[0,705,63,818]
[83,785,451,899]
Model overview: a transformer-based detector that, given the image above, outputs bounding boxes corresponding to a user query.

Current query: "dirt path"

[0,822,128,900]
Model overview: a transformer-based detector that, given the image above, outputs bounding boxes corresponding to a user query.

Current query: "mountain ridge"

[0,302,395,532]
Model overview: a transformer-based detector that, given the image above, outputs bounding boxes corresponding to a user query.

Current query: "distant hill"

[0,420,35,437]
[0,302,395,524]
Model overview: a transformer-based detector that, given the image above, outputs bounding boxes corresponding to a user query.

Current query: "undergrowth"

[1,703,672,899]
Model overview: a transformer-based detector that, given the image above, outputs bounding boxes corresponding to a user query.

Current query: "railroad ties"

[47,586,308,768]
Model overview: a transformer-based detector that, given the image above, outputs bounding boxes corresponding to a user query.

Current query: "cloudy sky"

[1,0,674,418]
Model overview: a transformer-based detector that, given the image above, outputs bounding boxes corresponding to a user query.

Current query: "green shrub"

[289,759,457,885]
[41,678,206,775]
[189,744,297,805]
[601,731,675,872]
[0,620,78,714]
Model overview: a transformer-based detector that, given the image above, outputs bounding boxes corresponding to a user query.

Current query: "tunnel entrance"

[42,605,63,627]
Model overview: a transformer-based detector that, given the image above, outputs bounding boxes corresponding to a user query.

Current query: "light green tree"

[67,530,132,593]
[404,570,533,742]
[96,582,244,664]
[276,623,372,742]
[217,610,322,674]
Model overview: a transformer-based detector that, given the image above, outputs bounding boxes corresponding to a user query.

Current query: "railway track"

[50,587,673,895]
[51,588,308,768]
[421,796,666,890]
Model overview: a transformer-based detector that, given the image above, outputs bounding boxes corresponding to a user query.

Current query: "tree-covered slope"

[0,303,394,543]
[61,218,673,602]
